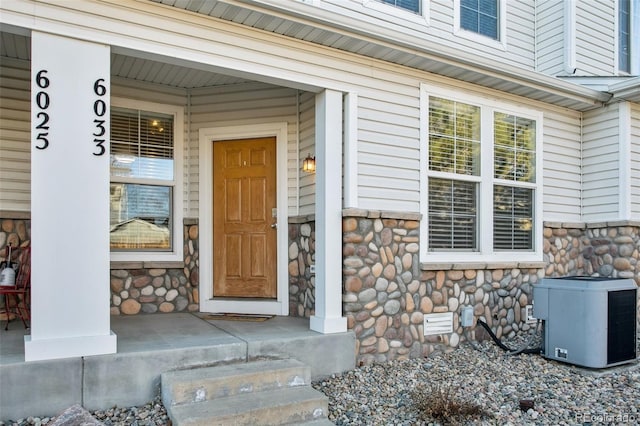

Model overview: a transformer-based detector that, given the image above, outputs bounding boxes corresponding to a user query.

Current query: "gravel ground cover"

[312,333,640,425]
[2,332,639,426]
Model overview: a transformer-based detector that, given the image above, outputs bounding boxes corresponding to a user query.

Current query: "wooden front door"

[213,137,277,298]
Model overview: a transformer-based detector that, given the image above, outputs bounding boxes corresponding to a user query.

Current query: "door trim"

[199,122,289,315]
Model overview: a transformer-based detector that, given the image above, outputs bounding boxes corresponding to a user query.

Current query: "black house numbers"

[34,70,108,156]
[92,78,107,156]
[34,70,50,150]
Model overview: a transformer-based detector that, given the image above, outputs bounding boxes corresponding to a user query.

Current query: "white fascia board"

[609,77,640,102]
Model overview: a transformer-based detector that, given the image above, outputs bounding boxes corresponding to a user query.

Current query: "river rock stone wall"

[544,221,640,335]
[109,220,199,315]
[0,218,31,251]
[342,209,545,365]
[288,217,316,318]
[544,222,640,283]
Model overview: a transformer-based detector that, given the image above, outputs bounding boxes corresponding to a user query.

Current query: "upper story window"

[110,100,183,262]
[454,0,506,49]
[619,0,631,73]
[460,0,498,39]
[378,0,420,14]
[421,84,542,263]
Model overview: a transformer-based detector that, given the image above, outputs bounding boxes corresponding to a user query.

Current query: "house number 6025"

[34,70,50,150]
[92,78,107,156]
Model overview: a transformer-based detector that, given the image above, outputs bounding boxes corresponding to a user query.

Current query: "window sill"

[110,261,184,270]
[420,261,546,271]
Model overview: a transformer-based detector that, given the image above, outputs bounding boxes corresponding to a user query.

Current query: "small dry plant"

[411,382,489,425]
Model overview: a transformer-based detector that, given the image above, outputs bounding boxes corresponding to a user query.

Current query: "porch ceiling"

[0,31,252,89]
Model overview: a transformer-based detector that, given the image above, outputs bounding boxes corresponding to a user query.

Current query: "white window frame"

[110,98,184,262]
[453,0,507,50]
[362,0,429,25]
[419,83,543,264]
[616,0,640,75]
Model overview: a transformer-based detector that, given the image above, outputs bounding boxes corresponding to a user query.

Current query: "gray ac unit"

[533,277,637,368]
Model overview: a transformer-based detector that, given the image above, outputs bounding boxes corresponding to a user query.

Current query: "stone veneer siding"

[288,216,316,318]
[0,217,31,251]
[544,222,640,282]
[289,209,640,364]
[3,213,638,362]
[340,210,639,365]
[109,219,200,315]
[0,217,200,316]
[342,209,545,365]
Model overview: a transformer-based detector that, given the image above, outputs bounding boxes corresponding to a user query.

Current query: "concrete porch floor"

[0,313,356,421]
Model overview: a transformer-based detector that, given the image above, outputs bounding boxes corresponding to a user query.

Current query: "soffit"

[150,0,611,111]
[0,32,251,88]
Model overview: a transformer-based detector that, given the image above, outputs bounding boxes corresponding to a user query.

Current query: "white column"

[343,92,358,208]
[310,89,347,334]
[25,32,116,361]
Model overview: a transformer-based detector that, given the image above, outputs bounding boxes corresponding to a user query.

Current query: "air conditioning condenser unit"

[533,277,637,368]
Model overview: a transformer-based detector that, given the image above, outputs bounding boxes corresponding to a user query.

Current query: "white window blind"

[379,0,420,14]
[460,0,499,39]
[425,89,539,258]
[429,97,480,176]
[110,108,175,251]
[428,178,477,250]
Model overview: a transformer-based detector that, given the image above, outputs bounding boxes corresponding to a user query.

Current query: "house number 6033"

[34,70,50,150]
[92,78,107,156]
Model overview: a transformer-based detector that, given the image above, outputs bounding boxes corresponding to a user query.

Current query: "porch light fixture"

[302,153,316,173]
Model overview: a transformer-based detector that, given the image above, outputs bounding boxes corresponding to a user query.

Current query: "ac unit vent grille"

[607,289,637,365]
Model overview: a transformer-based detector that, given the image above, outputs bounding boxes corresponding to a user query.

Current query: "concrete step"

[161,358,311,407]
[167,385,329,426]
[161,359,332,425]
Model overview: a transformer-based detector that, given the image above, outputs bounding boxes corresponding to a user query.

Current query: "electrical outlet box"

[525,304,536,324]
[461,306,474,327]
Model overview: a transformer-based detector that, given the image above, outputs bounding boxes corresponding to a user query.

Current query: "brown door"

[213,137,277,298]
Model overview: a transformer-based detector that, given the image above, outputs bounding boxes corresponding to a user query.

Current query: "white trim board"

[198,122,289,316]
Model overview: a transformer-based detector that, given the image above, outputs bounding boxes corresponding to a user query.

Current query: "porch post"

[25,32,116,361]
[310,89,347,334]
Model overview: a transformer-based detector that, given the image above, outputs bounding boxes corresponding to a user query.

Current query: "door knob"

[271,223,278,229]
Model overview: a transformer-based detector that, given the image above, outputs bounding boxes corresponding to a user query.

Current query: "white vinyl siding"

[630,103,640,219]
[582,104,621,221]
[0,57,30,212]
[298,91,316,215]
[535,0,565,75]
[541,110,583,222]
[0,0,608,231]
[358,90,421,212]
[321,0,535,69]
[575,0,616,76]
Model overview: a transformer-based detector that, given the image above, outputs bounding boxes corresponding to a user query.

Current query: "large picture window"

[110,107,176,252]
[423,85,542,262]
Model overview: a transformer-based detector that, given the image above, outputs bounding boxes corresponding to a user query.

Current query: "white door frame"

[199,122,289,315]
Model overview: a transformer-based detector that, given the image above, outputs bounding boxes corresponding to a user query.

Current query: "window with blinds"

[379,0,421,14]
[428,178,477,250]
[429,97,480,176]
[619,0,631,73]
[110,107,175,251]
[460,0,499,40]
[425,90,538,256]
[493,185,533,250]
